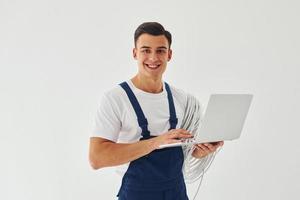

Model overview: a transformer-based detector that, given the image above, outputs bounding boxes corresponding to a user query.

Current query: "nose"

[148,52,158,62]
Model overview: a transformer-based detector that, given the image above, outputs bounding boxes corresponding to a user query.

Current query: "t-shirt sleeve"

[90,93,121,142]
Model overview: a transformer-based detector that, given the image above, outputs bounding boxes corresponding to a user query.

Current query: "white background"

[1,0,299,199]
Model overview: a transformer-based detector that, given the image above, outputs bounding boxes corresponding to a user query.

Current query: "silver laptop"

[159,94,253,148]
[196,94,253,143]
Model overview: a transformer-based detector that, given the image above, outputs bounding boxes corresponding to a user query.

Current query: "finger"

[168,132,193,139]
[172,133,193,139]
[198,144,211,154]
[213,141,223,149]
[168,129,181,134]
[210,141,224,148]
[215,141,224,146]
[208,143,220,151]
[173,129,192,135]
[176,128,190,133]
[203,143,215,151]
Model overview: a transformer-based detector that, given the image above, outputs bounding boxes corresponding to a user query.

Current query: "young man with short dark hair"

[89,22,223,200]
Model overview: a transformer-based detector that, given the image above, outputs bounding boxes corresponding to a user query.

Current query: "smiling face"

[133,33,172,80]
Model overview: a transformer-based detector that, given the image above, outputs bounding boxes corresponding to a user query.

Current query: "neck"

[131,74,163,93]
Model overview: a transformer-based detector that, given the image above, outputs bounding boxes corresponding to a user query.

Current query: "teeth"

[146,64,159,68]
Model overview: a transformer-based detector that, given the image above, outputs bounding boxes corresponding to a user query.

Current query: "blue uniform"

[117,82,189,200]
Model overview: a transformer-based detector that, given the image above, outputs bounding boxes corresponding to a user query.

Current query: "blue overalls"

[117,81,189,200]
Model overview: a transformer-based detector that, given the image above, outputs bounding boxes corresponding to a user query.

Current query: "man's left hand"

[192,141,224,159]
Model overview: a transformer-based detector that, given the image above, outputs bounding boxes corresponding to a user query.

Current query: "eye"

[157,49,166,54]
[141,49,151,53]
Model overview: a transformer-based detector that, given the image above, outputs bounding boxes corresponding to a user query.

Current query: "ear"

[167,49,172,61]
[133,48,137,60]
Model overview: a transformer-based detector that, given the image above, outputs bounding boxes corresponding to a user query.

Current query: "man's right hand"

[149,129,193,150]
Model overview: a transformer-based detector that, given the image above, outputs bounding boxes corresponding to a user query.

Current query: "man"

[89,22,223,200]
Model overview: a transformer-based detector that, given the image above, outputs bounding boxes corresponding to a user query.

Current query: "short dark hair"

[134,22,172,48]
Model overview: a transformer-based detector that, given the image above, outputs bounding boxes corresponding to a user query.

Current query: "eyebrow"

[140,46,168,49]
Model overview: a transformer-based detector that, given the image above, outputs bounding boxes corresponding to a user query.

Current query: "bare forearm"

[90,139,155,169]
[89,129,194,169]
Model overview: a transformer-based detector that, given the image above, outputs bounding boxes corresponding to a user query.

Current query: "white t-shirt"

[91,80,188,175]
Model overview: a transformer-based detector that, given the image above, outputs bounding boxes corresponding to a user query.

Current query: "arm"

[89,129,193,170]
[89,137,155,169]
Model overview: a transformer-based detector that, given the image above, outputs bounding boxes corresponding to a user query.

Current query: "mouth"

[144,63,161,70]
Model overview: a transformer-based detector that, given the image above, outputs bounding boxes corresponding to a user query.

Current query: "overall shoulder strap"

[119,82,150,139]
[164,82,178,130]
